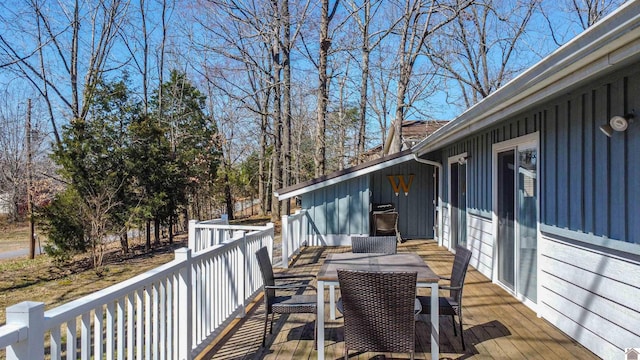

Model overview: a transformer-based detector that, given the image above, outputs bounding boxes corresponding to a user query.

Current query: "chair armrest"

[439,285,462,291]
[265,284,317,291]
[274,273,316,280]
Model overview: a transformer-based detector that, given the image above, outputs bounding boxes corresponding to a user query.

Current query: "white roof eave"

[275,153,415,200]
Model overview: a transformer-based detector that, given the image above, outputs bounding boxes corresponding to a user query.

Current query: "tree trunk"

[146,220,151,252]
[259,111,268,215]
[224,169,234,221]
[120,232,129,254]
[356,2,370,163]
[183,208,189,233]
[282,0,292,216]
[154,217,160,245]
[26,99,35,259]
[315,0,332,177]
[271,36,283,222]
[391,68,408,154]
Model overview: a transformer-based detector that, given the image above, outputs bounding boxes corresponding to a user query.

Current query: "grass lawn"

[0,215,273,326]
[0,235,185,325]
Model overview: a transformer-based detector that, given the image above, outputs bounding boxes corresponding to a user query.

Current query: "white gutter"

[413,154,443,246]
[413,0,640,156]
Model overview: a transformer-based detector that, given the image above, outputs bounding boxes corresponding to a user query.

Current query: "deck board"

[199,240,598,360]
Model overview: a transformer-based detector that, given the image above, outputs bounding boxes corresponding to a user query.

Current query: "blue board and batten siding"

[538,65,640,359]
[300,161,435,244]
[370,161,435,238]
[301,176,370,245]
[542,66,640,246]
[438,106,541,277]
[437,64,640,359]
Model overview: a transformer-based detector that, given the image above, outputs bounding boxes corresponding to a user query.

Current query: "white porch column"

[238,231,247,318]
[175,248,193,360]
[6,301,45,360]
[188,220,197,250]
[281,215,290,269]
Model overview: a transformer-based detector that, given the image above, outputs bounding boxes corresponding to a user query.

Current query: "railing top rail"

[191,240,241,260]
[0,324,27,349]
[44,255,186,327]
[211,227,274,245]
[286,210,306,219]
[198,219,228,225]
[192,224,272,231]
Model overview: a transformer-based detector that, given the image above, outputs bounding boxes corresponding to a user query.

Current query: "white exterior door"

[493,134,539,306]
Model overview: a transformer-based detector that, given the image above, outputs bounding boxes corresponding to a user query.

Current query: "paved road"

[0,246,42,260]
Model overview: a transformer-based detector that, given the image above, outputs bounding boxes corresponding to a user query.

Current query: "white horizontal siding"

[539,233,640,360]
[467,213,494,278]
[442,210,451,249]
[308,234,354,247]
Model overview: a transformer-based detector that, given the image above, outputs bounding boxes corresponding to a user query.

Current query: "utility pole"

[26,98,36,259]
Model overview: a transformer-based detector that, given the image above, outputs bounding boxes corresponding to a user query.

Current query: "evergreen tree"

[49,76,136,271]
[150,70,221,241]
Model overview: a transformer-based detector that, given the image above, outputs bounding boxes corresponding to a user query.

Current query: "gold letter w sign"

[387,174,415,196]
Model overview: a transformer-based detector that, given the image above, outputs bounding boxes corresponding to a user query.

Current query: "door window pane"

[458,163,467,247]
[517,148,537,302]
[497,150,515,290]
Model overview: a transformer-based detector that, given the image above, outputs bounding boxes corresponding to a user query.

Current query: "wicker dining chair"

[417,245,472,350]
[372,211,399,236]
[255,247,317,348]
[351,236,397,254]
[337,269,417,360]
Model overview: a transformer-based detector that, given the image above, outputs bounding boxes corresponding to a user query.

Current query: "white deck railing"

[0,218,274,360]
[281,210,308,269]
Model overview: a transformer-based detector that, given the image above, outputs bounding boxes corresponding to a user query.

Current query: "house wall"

[300,160,435,245]
[536,65,640,359]
[437,63,640,359]
[301,176,370,246]
[370,160,435,239]
[439,112,541,278]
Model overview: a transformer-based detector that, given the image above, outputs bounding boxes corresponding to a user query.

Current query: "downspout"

[413,153,443,246]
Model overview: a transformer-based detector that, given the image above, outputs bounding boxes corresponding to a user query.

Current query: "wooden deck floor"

[198,240,598,360]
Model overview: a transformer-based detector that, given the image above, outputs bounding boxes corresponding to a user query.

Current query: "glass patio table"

[316,252,441,360]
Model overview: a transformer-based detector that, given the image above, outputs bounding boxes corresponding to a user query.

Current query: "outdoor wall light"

[600,123,614,137]
[600,112,635,137]
[457,155,470,165]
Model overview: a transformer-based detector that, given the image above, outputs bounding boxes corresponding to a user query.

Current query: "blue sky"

[0,0,628,150]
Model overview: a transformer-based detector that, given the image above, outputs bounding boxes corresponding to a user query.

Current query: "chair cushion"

[416,296,458,316]
[271,295,317,314]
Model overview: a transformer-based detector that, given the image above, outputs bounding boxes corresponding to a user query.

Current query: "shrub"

[36,187,87,264]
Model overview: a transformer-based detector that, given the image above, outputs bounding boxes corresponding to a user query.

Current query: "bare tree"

[291,90,316,183]
[328,59,359,170]
[0,0,129,149]
[566,0,625,30]
[193,0,282,219]
[388,0,470,154]
[539,0,626,47]
[192,0,311,218]
[279,0,292,214]
[314,0,341,176]
[84,184,122,275]
[0,93,45,222]
[427,0,538,109]
[345,0,400,163]
[367,41,395,151]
